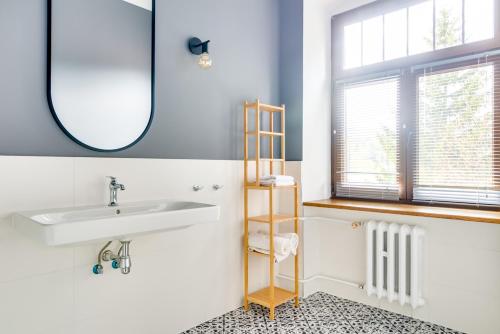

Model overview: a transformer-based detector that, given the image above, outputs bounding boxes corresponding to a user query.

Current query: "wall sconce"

[188,37,212,69]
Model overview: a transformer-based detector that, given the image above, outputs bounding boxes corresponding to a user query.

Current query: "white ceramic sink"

[12,200,220,246]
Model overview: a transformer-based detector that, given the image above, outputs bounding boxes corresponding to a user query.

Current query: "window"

[384,9,408,60]
[344,23,362,69]
[335,77,400,200]
[362,16,384,65]
[465,0,495,43]
[414,63,499,205]
[408,1,434,55]
[333,0,500,208]
[342,0,496,69]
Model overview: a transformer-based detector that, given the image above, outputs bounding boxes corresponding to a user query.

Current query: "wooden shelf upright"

[243,99,300,320]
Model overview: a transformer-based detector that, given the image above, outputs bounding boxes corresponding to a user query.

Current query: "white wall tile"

[0,156,74,218]
[0,156,271,333]
[304,206,500,334]
[0,270,74,334]
[427,243,500,298]
[0,222,74,283]
[3,155,497,334]
[414,283,500,334]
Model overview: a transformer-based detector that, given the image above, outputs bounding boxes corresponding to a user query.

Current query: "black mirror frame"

[46,0,156,152]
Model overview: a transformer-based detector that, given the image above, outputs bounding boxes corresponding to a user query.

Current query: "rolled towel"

[248,231,299,258]
[277,233,299,256]
[249,247,290,263]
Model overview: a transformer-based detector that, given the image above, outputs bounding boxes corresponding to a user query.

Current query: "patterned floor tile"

[182,292,466,334]
[300,294,344,323]
[331,297,367,318]
[182,315,224,334]
[379,309,423,334]
[308,319,357,334]
[308,291,337,304]
[224,304,268,333]
[415,322,465,334]
[343,305,398,333]
[265,301,314,333]
[266,320,312,334]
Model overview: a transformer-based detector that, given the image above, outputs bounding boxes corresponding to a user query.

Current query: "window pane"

[435,0,463,49]
[415,65,495,204]
[465,0,494,43]
[409,1,434,55]
[384,9,408,61]
[362,16,383,65]
[343,78,399,189]
[344,23,362,69]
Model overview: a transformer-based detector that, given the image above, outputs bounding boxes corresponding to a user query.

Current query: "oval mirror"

[47,0,154,152]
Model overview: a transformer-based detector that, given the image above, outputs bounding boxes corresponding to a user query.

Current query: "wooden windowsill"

[303,199,500,225]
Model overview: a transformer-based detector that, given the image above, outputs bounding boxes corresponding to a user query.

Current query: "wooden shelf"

[246,102,285,113]
[243,99,299,320]
[248,214,295,224]
[248,287,296,308]
[248,158,285,162]
[247,131,284,137]
[245,183,297,190]
[303,199,500,225]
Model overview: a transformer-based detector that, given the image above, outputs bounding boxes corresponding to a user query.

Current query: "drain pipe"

[118,240,132,275]
[298,217,365,229]
[277,217,365,290]
[277,273,364,290]
[92,240,132,275]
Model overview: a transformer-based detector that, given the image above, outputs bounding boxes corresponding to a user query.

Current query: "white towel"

[260,180,295,186]
[249,248,290,263]
[261,175,294,182]
[248,231,299,263]
[260,175,295,186]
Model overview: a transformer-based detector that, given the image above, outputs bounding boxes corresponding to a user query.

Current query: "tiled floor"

[183,292,465,334]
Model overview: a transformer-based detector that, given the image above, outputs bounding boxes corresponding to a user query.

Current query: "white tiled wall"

[299,1,500,332]
[303,206,500,334]
[3,156,496,334]
[0,156,273,334]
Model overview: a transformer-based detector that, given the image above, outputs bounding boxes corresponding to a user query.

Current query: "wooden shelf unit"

[243,99,300,320]
[248,286,297,309]
[248,214,296,224]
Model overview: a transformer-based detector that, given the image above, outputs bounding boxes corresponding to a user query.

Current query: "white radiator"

[365,221,425,309]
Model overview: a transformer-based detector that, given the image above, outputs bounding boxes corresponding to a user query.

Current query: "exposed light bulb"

[198,52,212,69]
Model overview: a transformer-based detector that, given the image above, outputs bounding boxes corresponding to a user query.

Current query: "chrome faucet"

[107,176,125,207]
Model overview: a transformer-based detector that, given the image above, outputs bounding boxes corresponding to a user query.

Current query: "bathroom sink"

[12,200,220,246]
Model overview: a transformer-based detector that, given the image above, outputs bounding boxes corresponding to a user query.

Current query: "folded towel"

[260,179,295,186]
[260,175,295,186]
[261,175,294,182]
[248,231,299,262]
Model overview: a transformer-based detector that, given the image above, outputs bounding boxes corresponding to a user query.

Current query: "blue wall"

[279,0,303,161]
[0,0,303,160]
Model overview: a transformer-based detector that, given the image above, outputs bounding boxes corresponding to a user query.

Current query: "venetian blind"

[334,76,401,200]
[413,57,500,206]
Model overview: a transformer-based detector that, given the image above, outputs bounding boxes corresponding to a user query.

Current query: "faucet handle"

[106,176,117,182]
[213,184,224,190]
